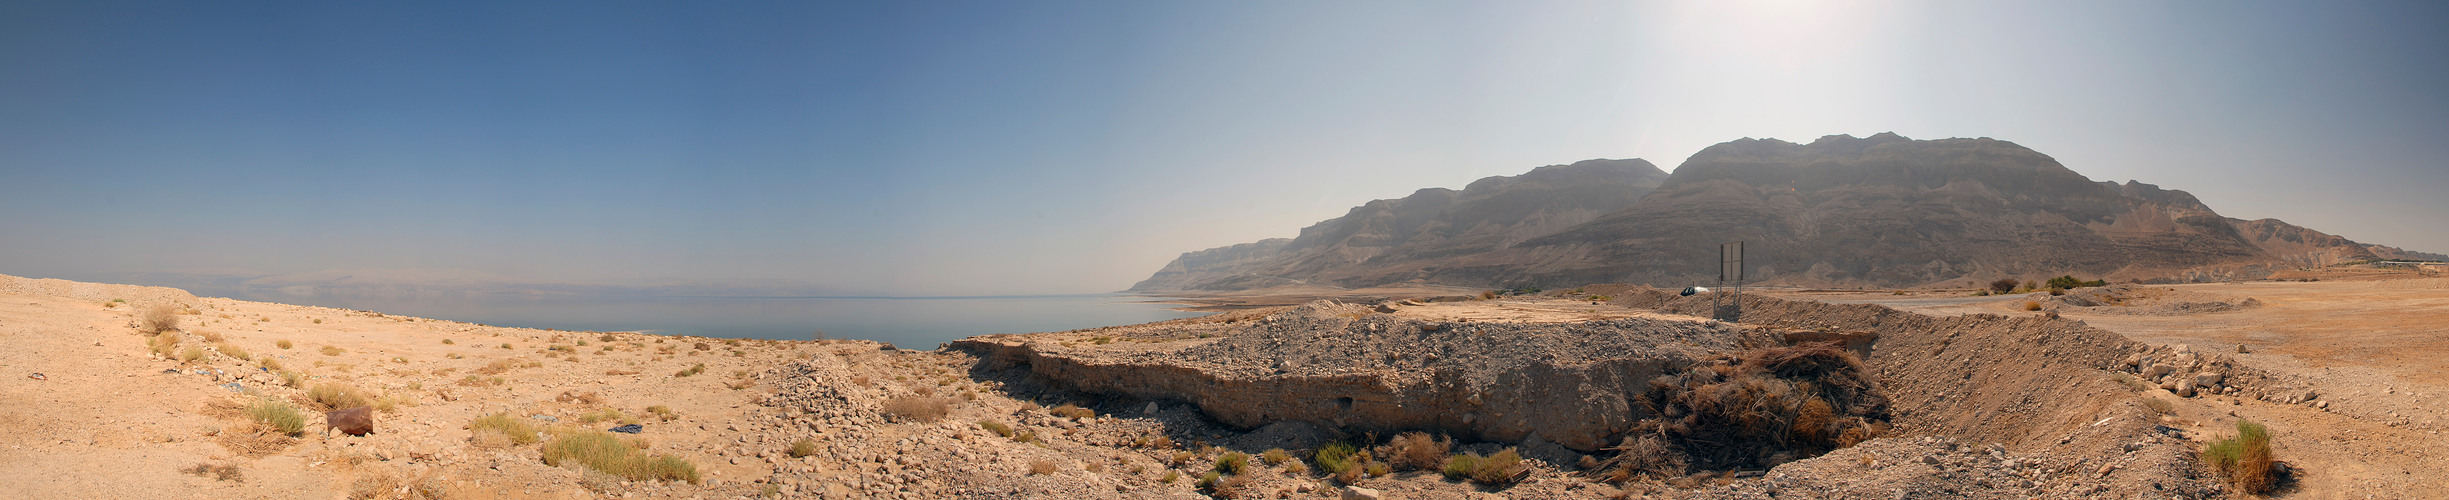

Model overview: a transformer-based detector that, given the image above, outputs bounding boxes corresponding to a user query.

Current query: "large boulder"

[328,407,374,436]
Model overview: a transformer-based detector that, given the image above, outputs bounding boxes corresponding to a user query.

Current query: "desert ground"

[3,271,2445,499]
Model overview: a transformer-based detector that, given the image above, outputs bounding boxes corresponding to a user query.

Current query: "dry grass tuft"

[215,422,297,458]
[306,383,370,411]
[178,345,205,363]
[542,430,700,484]
[883,396,951,423]
[319,345,344,356]
[245,397,306,436]
[1028,459,1058,475]
[470,413,541,447]
[788,439,818,458]
[215,342,251,361]
[1050,404,1095,419]
[276,339,292,349]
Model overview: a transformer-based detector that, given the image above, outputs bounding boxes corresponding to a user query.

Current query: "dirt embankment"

[950,301,1776,453]
[955,287,2303,497]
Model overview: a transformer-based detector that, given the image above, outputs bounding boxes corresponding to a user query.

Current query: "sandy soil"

[1766,278,2449,499]
[0,276,838,499]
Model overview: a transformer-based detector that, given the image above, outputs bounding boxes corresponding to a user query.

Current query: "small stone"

[1340,486,1382,500]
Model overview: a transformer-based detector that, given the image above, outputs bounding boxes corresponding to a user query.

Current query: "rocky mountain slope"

[1131,158,1669,291]
[1137,133,2423,291]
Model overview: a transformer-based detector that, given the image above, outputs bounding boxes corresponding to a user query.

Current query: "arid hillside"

[1136,133,2429,292]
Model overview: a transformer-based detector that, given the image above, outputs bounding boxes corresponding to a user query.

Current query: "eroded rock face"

[952,301,1773,452]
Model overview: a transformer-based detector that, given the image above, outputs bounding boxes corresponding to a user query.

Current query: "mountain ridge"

[1134,134,2427,292]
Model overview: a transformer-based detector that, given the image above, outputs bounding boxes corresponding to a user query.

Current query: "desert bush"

[2203,420,2277,494]
[1988,278,2019,294]
[1594,435,1686,483]
[542,430,700,484]
[179,345,205,363]
[276,339,292,349]
[1440,453,1477,480]
[673,363,705,377]
[1314,441,1358,476]
[245,397,306,436]
[470,413,541,446]
[1259,448,1291,466]
[978,421,1014,438]
[142,304,180,334]
[1469,448,1527,484]
[788,438,818,458]
[1160,470,1179,483]
[882,396,950,423]
[1214,451,1249,475]
[307,383,370,410]
[319,345,344,356]
[645,405,677,421]
[1029,459,1057,475]
[1382,432,1451,471]
[2023,301,2043,311]
[1050,404,1094,419]
[1206,473,1250,498]
[278,370,304,388]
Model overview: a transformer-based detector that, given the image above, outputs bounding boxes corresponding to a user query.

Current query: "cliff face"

[1129,158,1669,291]
[1135,134,2427,292]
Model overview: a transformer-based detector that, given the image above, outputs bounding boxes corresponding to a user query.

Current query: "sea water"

[173,289,1203,349]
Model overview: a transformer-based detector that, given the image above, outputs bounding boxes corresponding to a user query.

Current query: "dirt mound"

[2046,285,2263,315]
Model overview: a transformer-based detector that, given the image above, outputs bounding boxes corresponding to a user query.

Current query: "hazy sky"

[4,1,2444,295]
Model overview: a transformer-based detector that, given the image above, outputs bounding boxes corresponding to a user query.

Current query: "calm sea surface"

[180,288,1205,349]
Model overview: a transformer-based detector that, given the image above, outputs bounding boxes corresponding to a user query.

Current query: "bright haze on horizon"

[3,1,2445,296]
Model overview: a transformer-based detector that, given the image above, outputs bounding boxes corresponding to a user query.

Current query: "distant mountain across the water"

[1134,133,2443,292]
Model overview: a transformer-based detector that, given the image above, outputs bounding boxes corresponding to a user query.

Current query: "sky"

[3,1,2445,296]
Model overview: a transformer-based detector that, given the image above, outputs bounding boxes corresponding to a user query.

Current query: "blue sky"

[3,1,2445,295]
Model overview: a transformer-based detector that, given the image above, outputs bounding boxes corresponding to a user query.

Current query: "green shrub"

[1314,441,1358,475]
[2203,420,2276,494]
[788,439,818,458]
[245,398,305,436]
[1259,448,1291,466]
[1214,451,1249,475]
[542,430,700,483]
[1442,453,1478,480]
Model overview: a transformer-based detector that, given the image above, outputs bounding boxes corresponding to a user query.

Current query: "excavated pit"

[948,287,2310,496]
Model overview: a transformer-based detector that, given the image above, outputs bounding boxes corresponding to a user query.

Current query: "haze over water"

[179,286,1202,349]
